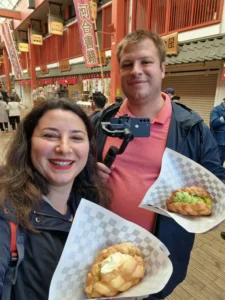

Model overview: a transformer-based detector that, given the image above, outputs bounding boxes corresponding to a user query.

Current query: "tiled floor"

[1,130,225,299]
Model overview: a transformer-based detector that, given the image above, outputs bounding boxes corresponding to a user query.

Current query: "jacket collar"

[220,103,225,110]
[99,99,202,128]
[171,101,202,128]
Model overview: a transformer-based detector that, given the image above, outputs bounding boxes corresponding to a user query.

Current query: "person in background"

[210,98,225,166]
[10,88,21,102]
[92,29,225,300]
[7,94,21,132]
[165,88,180,102]
[35,94,47,105]
[0,98,109,300]
[0,95,9,132]
[89,92,107,118]
[1,90,9,103]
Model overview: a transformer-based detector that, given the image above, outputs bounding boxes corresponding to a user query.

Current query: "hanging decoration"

[1,23,23,79]
[73,0,98,68]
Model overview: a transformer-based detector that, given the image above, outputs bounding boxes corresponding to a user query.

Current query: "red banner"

[222,64,225,81]
[1,23,23,79]
[73,0,98,68]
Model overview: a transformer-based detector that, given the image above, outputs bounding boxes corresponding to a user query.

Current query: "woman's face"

[31,109,90,190]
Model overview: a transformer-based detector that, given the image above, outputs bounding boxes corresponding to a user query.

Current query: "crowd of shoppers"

[0,90,23,132]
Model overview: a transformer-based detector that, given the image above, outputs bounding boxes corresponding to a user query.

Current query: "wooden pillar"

[28,28,37,89]
[3,47,10,93]
[110,0,125,103]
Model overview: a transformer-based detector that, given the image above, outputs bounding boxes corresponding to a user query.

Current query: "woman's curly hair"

[0,98,110,231]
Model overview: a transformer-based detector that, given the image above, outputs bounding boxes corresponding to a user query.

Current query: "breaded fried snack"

[167,187,213,216]
[85,242,145,298]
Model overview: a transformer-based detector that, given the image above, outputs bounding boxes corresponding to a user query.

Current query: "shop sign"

[39,78,53,85]
[98,51,107,66]
[31,32,43,45]
[162,32,178,55]
[18,42,29,52]
[48,16,63,36]
[73,0,98,68]
[90,1,97,20]
[59,60,71,72]
[40,65,49,75]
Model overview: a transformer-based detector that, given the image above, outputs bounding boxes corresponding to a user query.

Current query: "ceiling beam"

[0,9,21,20]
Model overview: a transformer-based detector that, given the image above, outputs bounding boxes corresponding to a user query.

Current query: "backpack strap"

[9,222,18,264]
[2,221,25,300]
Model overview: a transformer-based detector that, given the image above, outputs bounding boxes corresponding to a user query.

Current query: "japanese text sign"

[1,23,23,79]
[98,50,107,66]
[59,60,71,72]
[40,65,49,75]
[73,0,98,68]
[162,32,178,55]
[48,16,63,36]
[18,42,29,52]
[31,32,43,45]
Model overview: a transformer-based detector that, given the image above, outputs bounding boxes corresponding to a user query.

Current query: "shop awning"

[37,57,111,79]
[166,35,225,65]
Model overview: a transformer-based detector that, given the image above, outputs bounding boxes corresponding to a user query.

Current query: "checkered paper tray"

[140,148,225,233]
[49,199,173,300]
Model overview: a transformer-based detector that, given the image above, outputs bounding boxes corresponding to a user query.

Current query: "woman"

[0,95,9,132]
[7,94,21,132]
[0,98,109,300]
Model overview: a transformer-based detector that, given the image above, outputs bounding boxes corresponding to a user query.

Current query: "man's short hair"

[165,88,175,95]
[116,29,166,65]
[93,92,107,109]
[171,95,180,101]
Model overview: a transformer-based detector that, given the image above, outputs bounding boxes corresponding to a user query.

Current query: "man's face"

[119,39,165,104]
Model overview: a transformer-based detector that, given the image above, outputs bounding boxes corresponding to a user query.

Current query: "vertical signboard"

[162,32,179,55]
[73,0,98,68]
[1,23,23,79]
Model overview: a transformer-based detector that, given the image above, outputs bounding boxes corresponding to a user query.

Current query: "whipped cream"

[101,252,131,276]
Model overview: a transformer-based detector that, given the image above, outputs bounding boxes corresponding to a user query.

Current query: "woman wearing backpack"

[0,98,110,300]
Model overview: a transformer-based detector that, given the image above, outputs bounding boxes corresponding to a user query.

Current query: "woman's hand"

[97,162,114,183]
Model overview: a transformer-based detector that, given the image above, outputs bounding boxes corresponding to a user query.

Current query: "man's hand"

[97,162,114,183]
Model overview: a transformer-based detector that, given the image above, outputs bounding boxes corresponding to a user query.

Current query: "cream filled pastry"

[85,242,145,298]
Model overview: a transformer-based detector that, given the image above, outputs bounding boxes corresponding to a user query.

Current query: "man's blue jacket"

[92,100,225,299]
[210,102,225,145]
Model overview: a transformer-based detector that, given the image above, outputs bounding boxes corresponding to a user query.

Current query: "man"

[10,88,21,102]
[92,30,225,299]
[165,88,180,102]
[210,98,225,166]
[89,92,107,118]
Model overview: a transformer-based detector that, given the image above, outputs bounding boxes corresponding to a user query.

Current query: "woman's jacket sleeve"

[0,217,10,295]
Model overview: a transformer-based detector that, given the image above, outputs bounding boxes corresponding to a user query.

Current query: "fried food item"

[166,187,213,216]
[85,242,145,298]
